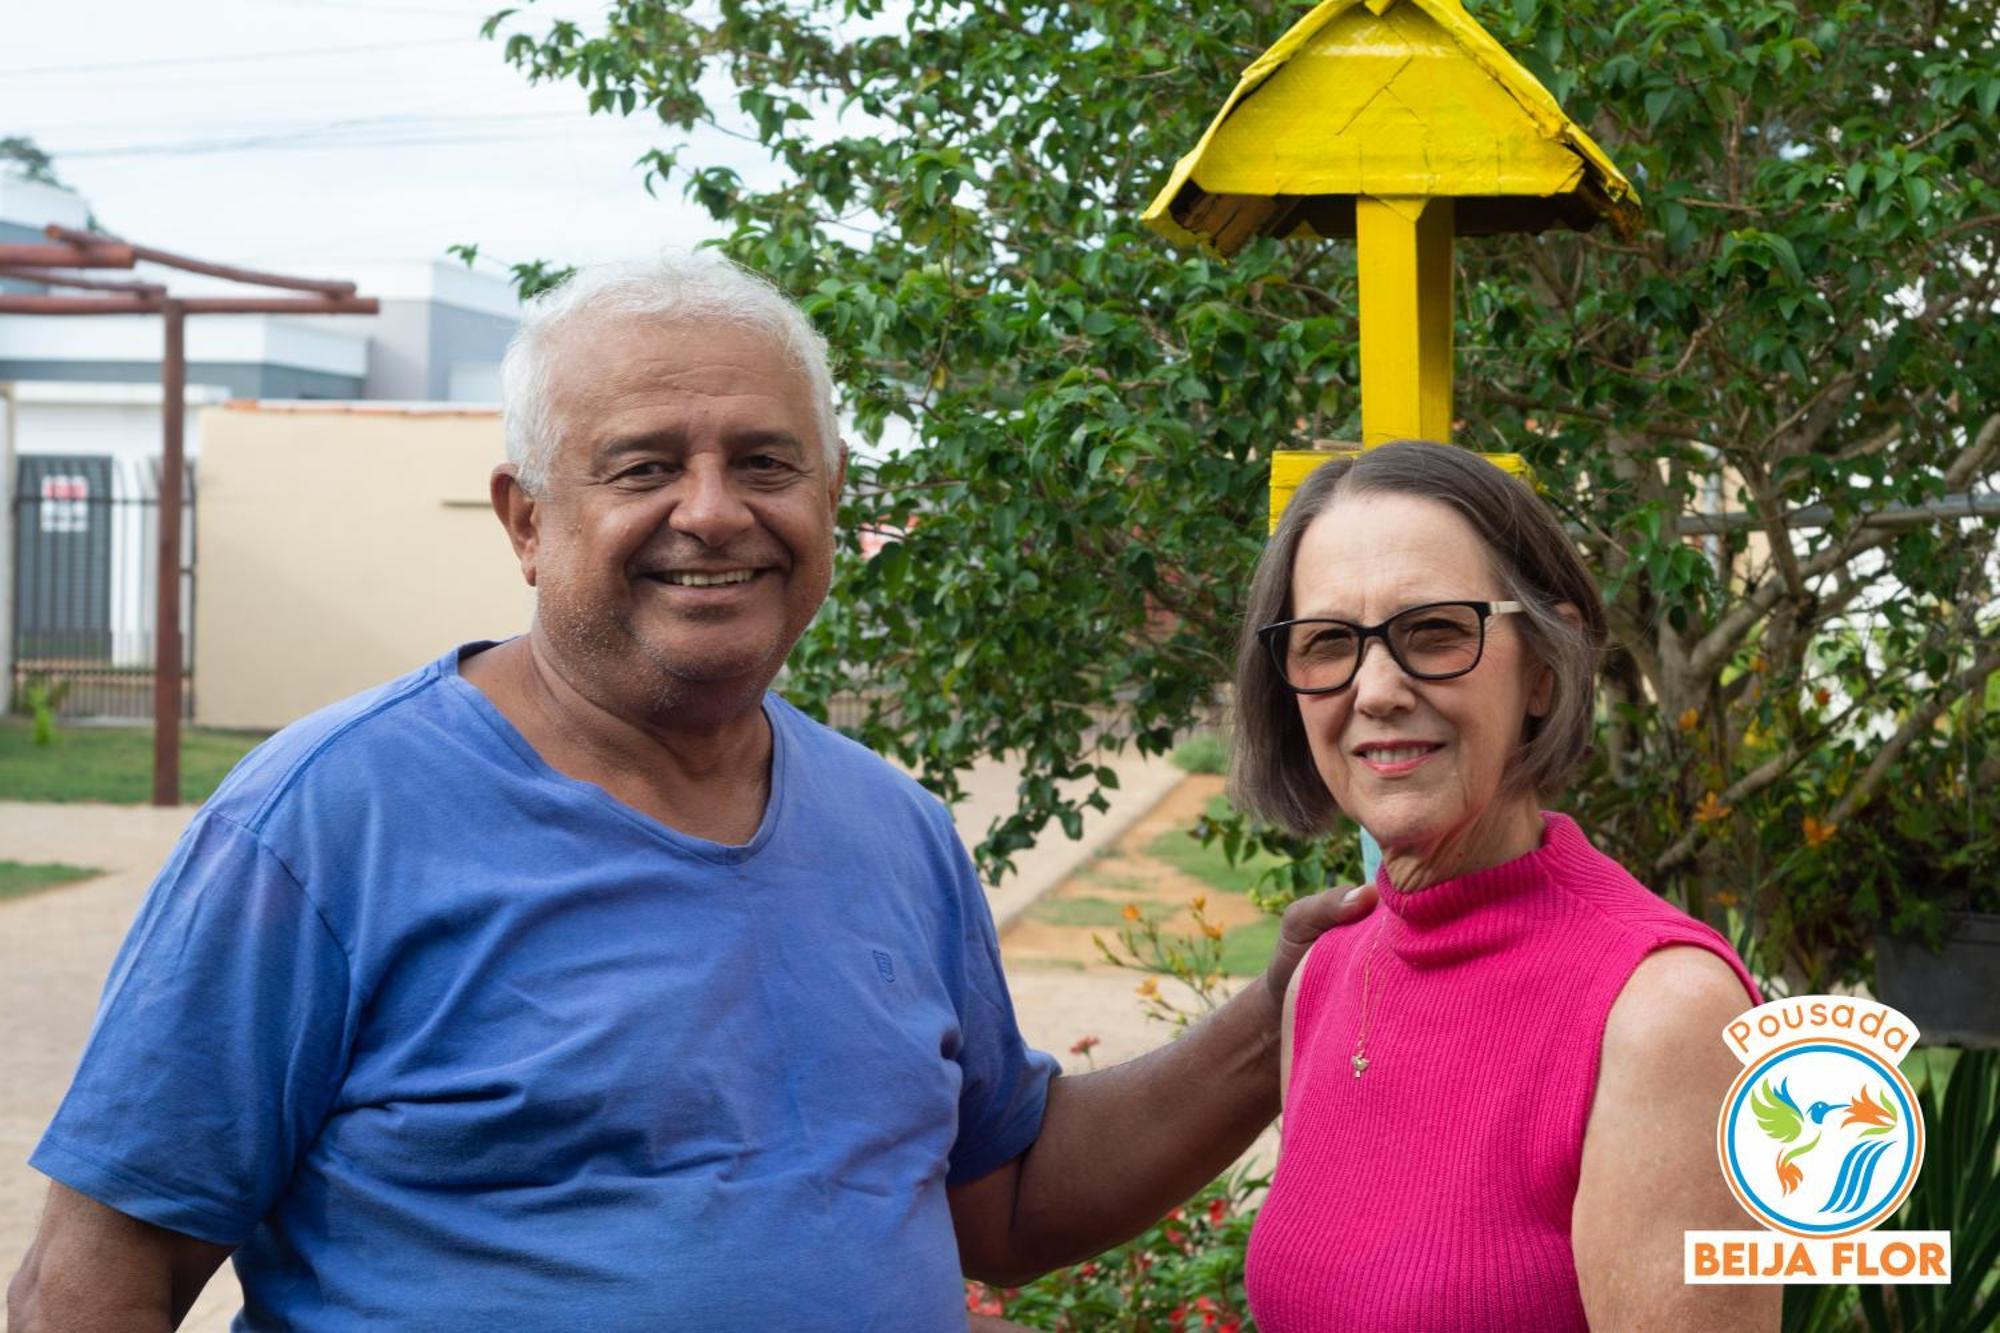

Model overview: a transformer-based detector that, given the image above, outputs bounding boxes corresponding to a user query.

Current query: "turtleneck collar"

[1372,812,1590,939]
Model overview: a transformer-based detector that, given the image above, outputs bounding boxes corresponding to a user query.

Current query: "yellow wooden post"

[1139,0,1644,526]
[1356,195,1454,447]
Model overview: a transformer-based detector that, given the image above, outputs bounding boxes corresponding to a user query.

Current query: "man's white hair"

[500,250,840,491]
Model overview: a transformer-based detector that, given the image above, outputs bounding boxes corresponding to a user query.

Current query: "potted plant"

[1862,767,2000,1048]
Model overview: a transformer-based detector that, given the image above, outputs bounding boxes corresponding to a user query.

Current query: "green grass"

[0,860,102,902]
[1217,913,1281,977]
[1168,733,1227,775]
[0,719,265,804]
[1026,895,1174,928]
[1074,866,1154,894]
[1144,797,1290,896]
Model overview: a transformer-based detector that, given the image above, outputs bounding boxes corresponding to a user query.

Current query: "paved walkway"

[0,748,1181,1327]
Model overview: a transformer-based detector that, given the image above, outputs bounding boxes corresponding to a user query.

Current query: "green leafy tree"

[486,0,1999,985]
[0,135,64,188]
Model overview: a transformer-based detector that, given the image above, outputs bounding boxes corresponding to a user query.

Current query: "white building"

[1,178,521,715]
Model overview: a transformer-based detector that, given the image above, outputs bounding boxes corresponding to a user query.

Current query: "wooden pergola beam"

[0,233,378,805]
[0,295,380,315]
[46,226,358,297]
[0,242,135,268]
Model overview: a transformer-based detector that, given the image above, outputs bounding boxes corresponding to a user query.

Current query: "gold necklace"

[1350,915,1390,1078]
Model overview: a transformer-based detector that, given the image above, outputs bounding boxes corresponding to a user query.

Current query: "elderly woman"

[1236,441,1775,1331]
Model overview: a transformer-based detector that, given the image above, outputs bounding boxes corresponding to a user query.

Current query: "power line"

[0,37,471,78]
[56,131,613,161]
[53,108,565,144]
[45,111,602,160]
[265,0,487,16]
[53,129,590,160]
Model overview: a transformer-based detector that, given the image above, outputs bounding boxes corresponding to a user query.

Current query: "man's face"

[518,316,841,712]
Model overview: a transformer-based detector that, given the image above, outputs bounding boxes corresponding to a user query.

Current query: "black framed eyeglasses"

[1256,600,1525,695]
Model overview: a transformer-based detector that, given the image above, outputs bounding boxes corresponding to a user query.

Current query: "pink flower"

[964,1282,1004,1315]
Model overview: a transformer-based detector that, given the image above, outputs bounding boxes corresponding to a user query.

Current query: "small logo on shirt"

[872,949,896,983]
[1686,997,1947,1285]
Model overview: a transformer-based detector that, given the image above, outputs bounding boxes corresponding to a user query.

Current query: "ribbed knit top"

[1244,813,1758,1332]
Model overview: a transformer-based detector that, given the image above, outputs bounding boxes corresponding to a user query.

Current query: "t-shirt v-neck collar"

[440,641,788,866]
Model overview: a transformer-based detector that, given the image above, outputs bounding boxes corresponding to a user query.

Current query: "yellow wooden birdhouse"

[1141,0,1640,526]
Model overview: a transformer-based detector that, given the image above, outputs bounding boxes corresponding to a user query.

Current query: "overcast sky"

[0,0,777,282]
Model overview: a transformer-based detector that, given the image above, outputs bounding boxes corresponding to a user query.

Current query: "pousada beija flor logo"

[1686,996,1952,1285]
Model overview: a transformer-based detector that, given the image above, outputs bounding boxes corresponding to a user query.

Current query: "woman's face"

[1287,492,1552,887]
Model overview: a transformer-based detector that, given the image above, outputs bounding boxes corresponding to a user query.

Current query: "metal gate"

[11,454,194,719]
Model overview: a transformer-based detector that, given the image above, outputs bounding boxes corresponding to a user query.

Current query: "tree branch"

[1652,749,1798,878]
[1826,643,2000,828]
[1477,387,1709,441]
[1686,413,2000,683]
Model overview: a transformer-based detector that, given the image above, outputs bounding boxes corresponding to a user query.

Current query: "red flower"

[1208,1197,1228,1225]
[1069,1034,1101,1056]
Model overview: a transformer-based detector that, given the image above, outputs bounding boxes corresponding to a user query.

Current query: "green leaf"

[469,0,2000,998]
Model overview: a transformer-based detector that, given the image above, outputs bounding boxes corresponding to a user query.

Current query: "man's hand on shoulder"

[949,878,1380,1283]
[1263,882,1378,1008]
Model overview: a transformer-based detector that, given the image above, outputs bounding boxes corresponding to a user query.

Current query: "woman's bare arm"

[1573,947,1779,1332]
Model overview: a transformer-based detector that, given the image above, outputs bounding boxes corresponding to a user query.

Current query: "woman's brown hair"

[1229,440,1608,837]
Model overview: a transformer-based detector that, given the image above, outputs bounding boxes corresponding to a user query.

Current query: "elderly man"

[10,253,1368,1331]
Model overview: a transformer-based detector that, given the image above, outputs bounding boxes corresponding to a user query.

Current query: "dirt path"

[1001,773,1263,966]
[999,772,1283,1175]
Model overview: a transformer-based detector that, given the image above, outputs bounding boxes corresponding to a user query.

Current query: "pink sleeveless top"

[1244,813,1758,1331]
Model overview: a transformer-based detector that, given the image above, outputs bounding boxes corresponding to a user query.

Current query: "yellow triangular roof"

[1143,0,1640,255]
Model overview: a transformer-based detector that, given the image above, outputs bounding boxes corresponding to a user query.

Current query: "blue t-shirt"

[33,644,1057,1331]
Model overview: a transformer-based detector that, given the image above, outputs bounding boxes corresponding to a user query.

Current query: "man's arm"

[949,883,1374,1284]
[8,1182,233,1333]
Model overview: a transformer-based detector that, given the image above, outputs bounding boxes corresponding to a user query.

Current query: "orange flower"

[1694,791,1733,825]
[1713,890,1741,909]
[1202,922,1224,941]
[1191,895,1207,912]
[1677,707,1701,733]
[1803,815,1838,849]
[1776,1150,1804,1197]
[1843,1085,1894,1128]
[1121,903,1142,922]
[1136,978,1159,999]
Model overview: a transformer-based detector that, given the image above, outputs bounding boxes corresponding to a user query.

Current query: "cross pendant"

[1351,1053,1369,1077]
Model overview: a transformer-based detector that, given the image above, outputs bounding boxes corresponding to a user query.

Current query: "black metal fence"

[11,454,194,719]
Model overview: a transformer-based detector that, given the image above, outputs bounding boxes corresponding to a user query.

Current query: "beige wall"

[194,403,534,731]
